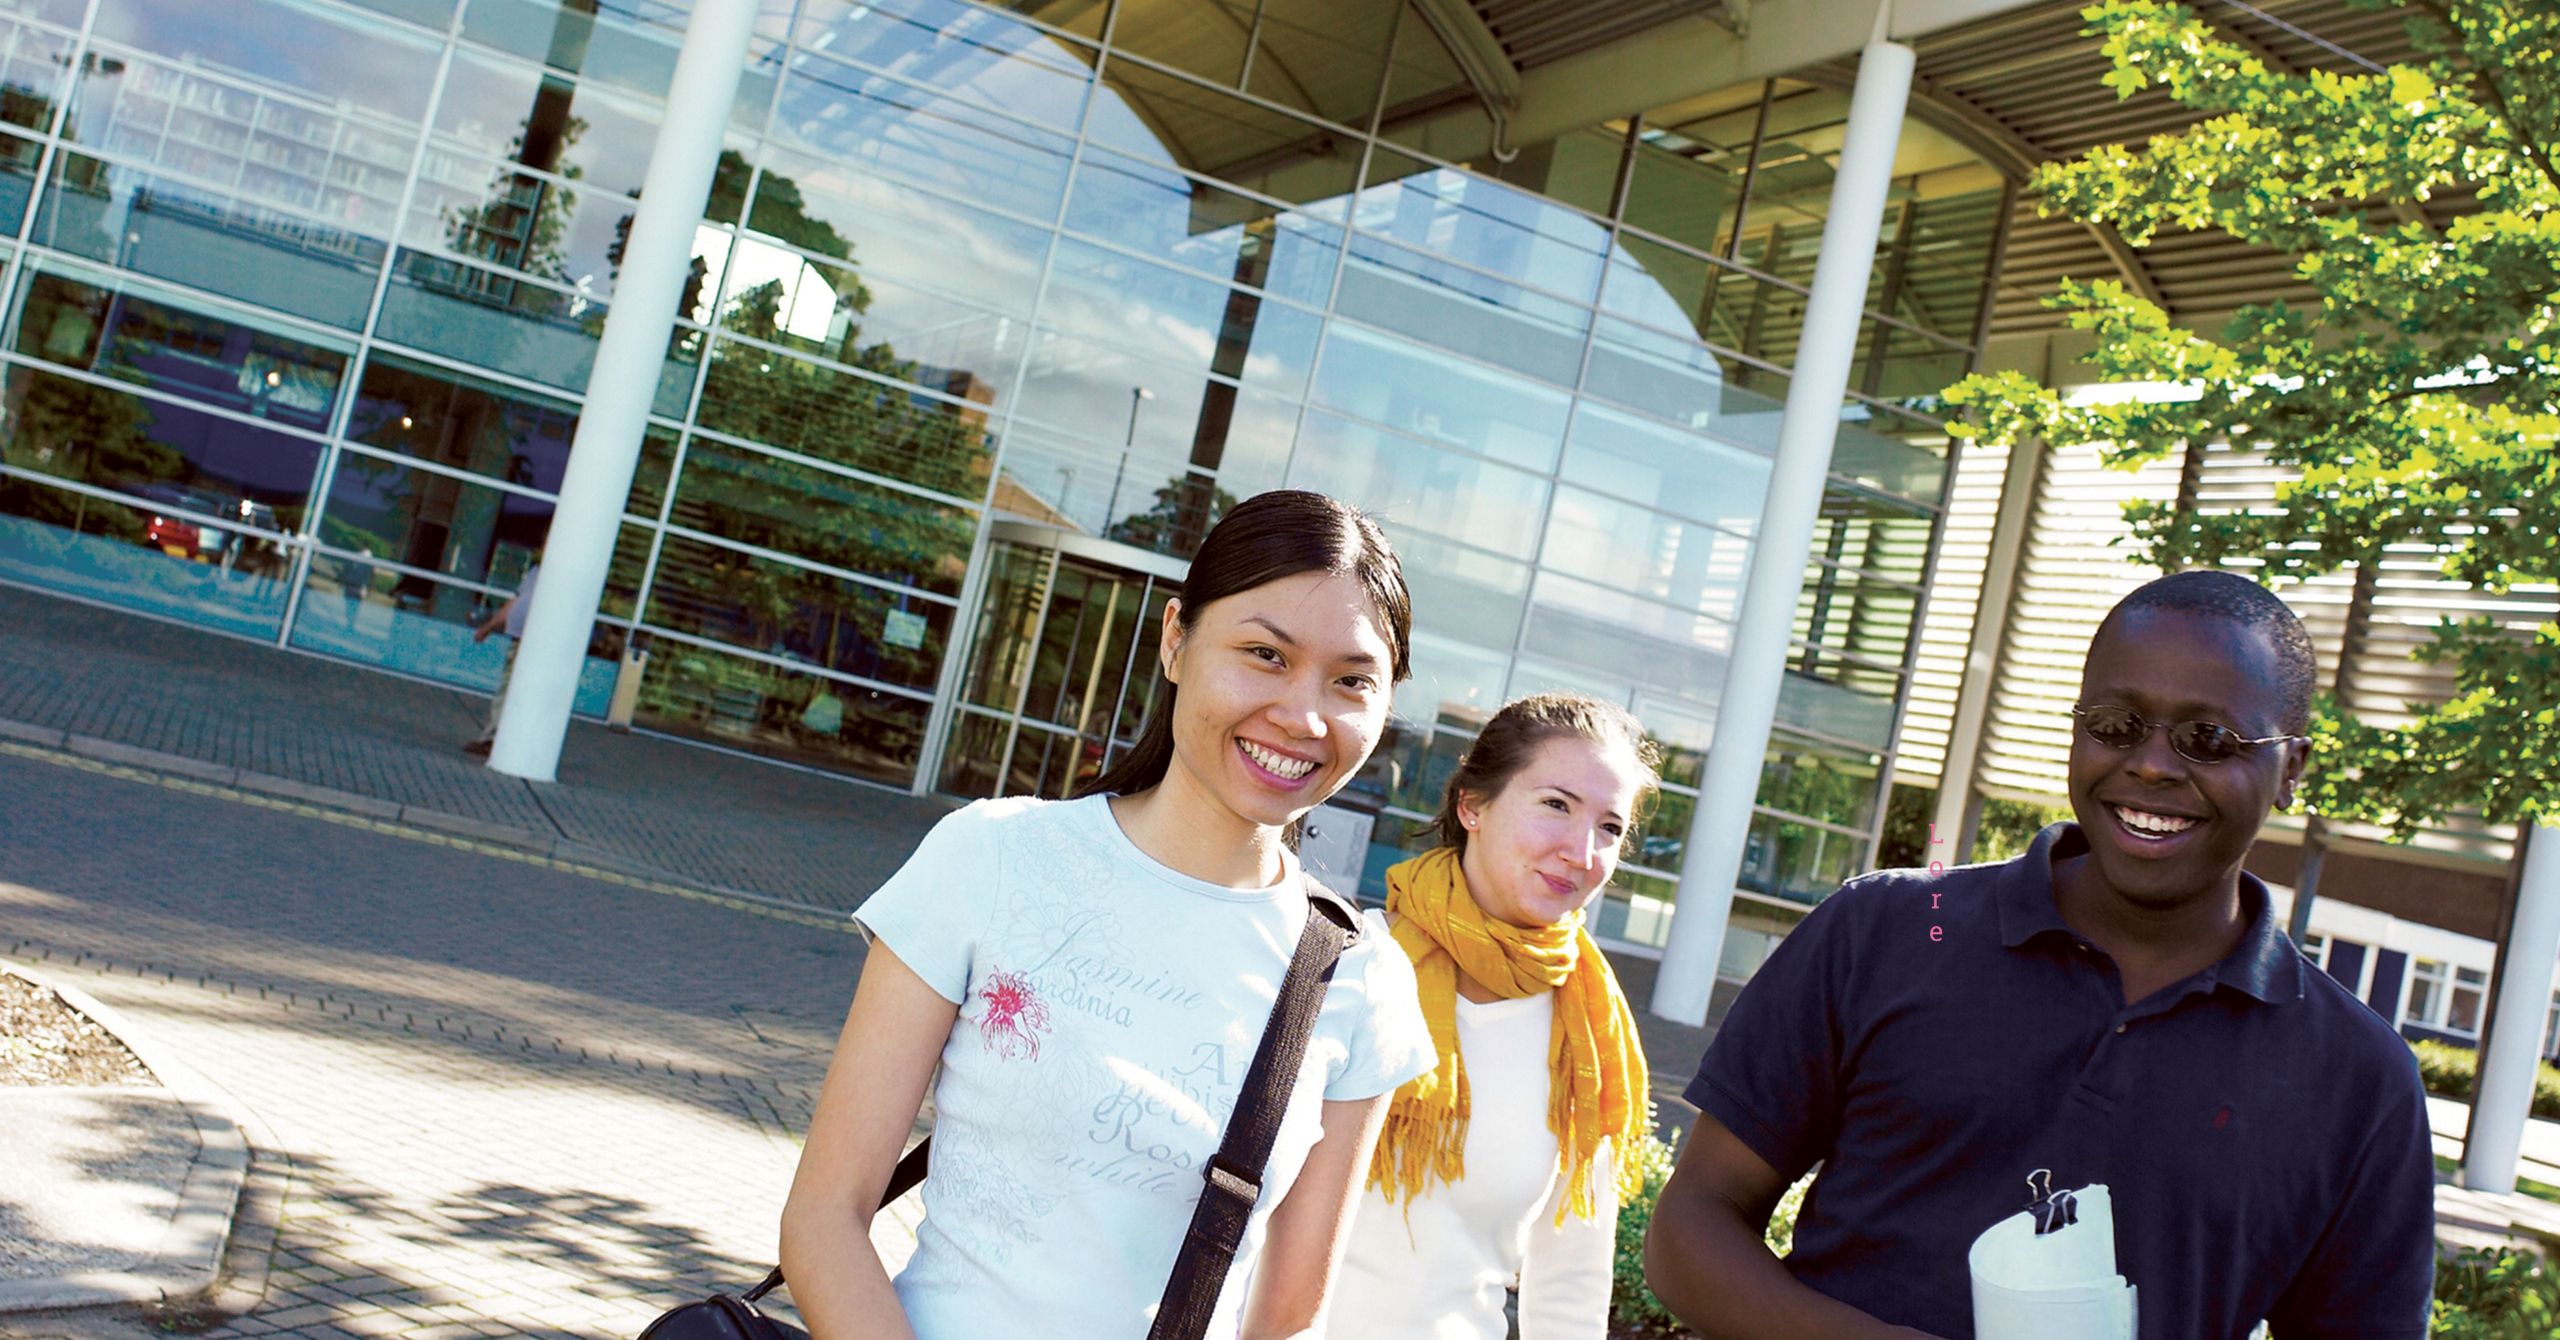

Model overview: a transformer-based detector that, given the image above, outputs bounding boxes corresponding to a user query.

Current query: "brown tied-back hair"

[1429,693,1663,855]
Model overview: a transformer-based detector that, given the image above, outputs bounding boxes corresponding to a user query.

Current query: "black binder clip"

[2026,1168,2078,1236]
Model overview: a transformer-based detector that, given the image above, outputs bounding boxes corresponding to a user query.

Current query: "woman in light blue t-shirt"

[780,491,1437,1340]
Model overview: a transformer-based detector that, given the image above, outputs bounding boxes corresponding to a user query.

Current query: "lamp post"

[1101,386,1154,533]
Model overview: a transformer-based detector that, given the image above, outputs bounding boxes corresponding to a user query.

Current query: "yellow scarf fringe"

[1367,847,1650,1223]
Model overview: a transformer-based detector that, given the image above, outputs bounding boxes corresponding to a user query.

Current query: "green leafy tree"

[1943,0,2558,835]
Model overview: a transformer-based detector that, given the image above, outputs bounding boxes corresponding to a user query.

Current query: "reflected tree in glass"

[694,160,995,499]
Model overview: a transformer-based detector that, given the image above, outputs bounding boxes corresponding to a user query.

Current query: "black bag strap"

[1144,888,1355,1340]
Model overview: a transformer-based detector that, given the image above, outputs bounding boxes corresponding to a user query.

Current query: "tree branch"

[2407,0,2560,197]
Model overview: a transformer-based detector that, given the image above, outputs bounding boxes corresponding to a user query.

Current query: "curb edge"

[0,960,256,1314]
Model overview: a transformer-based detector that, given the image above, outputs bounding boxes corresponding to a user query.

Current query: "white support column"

[1650,24,1914,1026]
[2466,823,2560,1194]
[488,0,758,782]
[1928,435,2044,863]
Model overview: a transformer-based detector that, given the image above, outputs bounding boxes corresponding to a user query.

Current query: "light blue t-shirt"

[855,794,1434,1339]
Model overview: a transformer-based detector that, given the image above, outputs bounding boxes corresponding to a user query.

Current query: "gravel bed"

[0,969,156,1086]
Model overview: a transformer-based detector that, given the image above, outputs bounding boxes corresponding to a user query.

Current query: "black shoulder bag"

[636,890,1358,1340]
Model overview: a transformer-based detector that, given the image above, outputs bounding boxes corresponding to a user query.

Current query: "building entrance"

[935,521,1188,801]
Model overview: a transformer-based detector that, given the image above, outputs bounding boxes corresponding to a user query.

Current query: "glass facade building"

[0,0,2009,951]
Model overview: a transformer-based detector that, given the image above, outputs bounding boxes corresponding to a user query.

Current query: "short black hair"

[2096,570,2319,734]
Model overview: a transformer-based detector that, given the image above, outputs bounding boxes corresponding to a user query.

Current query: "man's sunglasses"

[2070,704,2297,765]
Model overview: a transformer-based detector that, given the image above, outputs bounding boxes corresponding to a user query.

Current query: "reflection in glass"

[1739,810,1865,905]
[742,142,1054,318]
[1063,147,1343,311]
[1396,627,1511,731]
[1754,732,1882,830]
[958,538,1050,710]
[1043,236,1323,395]
[0,473,293,638]
[408,150,637,304]
[1335,231,1588,388]
[1289,411,1548,559]
[32,156,392,329]
[1775,651,1901,747]
[1561,402,1770,535]
[1540,485,1751,623]
[602,521,651,617]
[347,352,581,491]
[378,249,602,391]
[938,707,1012,798]
[1354,157,1607,303]
[1831,407,1949,503]
[0,363,323,536]
[1631,785,1695,871]
[1519,570,1732,705]
[709,218,1029,413]
[792,0,1097,131]
[318,448,551,619]
[696,337,993,500]
[90,0,442,126]
[290,558,618,712]
[432,50,667,199]
[1592,868,1678,949]
[1792,561,1918,685]
[1310,325,1566,473]
[1380,521,1526,652]
[456,0,718,109]
[643,533,950,691]
[1582,315,1786,452]
[1633,692,1713,789]
[638,636,929,785]
[768,48,1076,223]
[1014,557,1149,732]
[625,427,678,518]
[1853,319,1969,405]
[669,438,975,597]
[18,269,350,433]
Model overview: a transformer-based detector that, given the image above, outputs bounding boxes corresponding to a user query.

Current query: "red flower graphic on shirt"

[977,967,1051,1061]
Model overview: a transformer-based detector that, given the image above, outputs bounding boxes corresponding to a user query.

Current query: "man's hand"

[1644,1117,1945,1340]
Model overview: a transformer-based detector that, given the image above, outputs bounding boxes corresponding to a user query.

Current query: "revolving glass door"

[938,524,1185,800]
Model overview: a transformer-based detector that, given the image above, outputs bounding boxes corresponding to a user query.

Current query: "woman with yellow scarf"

[1325,693,1657,1339]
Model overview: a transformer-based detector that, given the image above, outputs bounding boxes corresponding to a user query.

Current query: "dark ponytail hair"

[1077,490,1412,800]
[1431,693,1662,855]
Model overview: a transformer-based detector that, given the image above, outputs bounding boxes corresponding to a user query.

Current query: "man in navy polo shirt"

[1644,571,2436,1339]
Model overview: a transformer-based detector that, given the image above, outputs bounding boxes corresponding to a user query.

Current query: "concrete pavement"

[0,742,923,1340]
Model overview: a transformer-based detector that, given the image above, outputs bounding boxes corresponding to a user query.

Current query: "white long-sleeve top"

[1324,989,1618,1340]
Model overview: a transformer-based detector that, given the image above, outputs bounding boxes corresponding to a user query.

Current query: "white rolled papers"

[1967,1182,2136,1340]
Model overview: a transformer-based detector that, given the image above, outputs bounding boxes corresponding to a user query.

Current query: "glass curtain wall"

[0,0,2007,938]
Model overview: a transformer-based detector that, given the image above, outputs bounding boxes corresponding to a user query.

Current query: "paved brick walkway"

[0,745,925,1340]
[0,584,948,913]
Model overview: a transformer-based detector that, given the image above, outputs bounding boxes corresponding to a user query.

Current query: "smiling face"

[2068,608,2309,910]
[1454,735,1647,929]
[1158,569,1397,832]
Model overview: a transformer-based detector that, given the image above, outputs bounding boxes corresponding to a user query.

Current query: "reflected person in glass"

[1328,694,1657,1340]
[779,491,1437,1339]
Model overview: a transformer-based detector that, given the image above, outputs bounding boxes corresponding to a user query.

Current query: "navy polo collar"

[1996,821,2302,1006]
